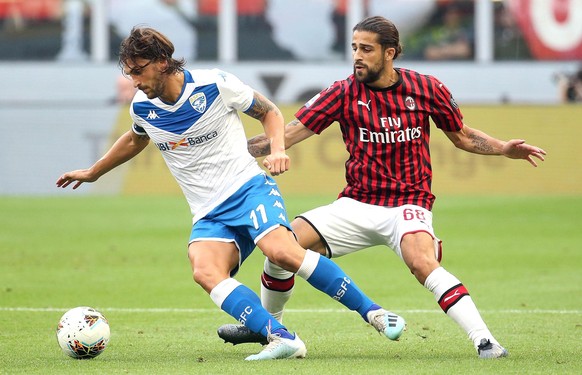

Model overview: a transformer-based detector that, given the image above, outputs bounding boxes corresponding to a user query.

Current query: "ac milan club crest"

[405,96,416,110]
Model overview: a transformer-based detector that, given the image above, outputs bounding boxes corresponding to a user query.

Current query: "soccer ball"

[56,306,110,359]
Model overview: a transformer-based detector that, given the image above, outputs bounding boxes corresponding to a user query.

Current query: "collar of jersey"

[158,70,194,106]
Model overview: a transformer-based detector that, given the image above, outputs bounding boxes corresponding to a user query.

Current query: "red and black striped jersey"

[295,68,464,210]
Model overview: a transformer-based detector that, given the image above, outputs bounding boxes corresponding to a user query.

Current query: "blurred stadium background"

[0,0,580,196]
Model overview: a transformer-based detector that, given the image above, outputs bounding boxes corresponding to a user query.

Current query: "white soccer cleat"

[244,332,307,361]
[367,309,406,340]
[477,338,508,359]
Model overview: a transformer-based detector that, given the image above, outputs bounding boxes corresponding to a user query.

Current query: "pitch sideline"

[0,307,580,314]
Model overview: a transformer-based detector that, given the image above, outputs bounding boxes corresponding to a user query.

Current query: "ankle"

[271,328,295,340]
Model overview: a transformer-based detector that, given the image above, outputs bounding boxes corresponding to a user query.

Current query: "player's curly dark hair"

[353,16,403,59]
[118,26,186,74]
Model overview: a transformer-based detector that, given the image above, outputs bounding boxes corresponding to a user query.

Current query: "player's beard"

[141,77,167,100]
[353,60,384,85]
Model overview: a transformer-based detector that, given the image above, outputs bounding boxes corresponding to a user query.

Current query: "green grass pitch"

[1,195,581,374]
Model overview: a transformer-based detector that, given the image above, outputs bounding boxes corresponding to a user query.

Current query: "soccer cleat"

[366,309,406,340]
[217,324,268,345]
[244,332,307,361]
[477,338,508,359]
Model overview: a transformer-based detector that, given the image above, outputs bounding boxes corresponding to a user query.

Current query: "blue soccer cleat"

[366,309,406,340]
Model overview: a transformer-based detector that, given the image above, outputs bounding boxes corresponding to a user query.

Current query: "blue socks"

[221,284,285,337]
[299,252,377,320]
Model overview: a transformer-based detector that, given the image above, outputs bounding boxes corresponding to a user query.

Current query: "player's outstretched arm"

[443,124,546,167]
[247,119,316,158]
[501,139,547,167]
[56,130,149,190]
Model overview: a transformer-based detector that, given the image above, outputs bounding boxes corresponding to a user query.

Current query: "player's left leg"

[400,231,508,359]
[219,197,407,345]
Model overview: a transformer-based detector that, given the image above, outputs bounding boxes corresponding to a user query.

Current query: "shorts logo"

[190,93,207,113]
[269,188,281,197]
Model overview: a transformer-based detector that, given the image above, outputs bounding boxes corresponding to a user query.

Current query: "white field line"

[0,307,580,314]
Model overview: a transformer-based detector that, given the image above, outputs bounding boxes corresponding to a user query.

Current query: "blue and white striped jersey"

[130,69,263,223]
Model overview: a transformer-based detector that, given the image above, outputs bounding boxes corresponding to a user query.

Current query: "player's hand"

[263,151,290,176]
[56,169,96,190]
[502,139,547,167]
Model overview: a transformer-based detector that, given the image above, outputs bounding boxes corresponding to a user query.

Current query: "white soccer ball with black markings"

[56,306,110,359]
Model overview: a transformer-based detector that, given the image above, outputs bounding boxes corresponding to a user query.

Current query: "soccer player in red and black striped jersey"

[218,16,546,358]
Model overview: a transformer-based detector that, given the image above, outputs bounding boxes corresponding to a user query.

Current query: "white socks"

[424,267,498,348]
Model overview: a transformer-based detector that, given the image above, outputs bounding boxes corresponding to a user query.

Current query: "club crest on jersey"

[405,96,416,110]
[189,93,207,113]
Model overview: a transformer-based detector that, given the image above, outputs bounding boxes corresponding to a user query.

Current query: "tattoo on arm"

[246,93,276,121]
[248,134,271,157]
[468,131,494,153]
[288,118,301,127]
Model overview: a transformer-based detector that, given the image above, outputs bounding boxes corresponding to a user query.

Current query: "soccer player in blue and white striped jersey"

[57,26,406,361]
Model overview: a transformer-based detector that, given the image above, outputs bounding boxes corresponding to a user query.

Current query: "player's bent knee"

[191,268,206,286]
[407,257,439,284]
[192,268,222,292]
[261,245,303,273]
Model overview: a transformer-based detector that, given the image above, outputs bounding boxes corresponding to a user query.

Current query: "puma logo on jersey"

[147,110,159,120]
[357,100,371,111]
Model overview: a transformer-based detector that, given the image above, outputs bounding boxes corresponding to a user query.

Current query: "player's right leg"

[217,256,296,345]
[210,277,306,361]
[188,227,305,360]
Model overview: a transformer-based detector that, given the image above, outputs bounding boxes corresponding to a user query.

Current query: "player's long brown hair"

[353,16,403,59]
[118,26,186,74]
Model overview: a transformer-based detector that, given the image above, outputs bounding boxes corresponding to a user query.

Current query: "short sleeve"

[430,78,464,132]
[214,69,254,113]
[132,123,146,135]
[295,81,344,134]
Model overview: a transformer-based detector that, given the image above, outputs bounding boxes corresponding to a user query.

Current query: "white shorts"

[299,197,442,261]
